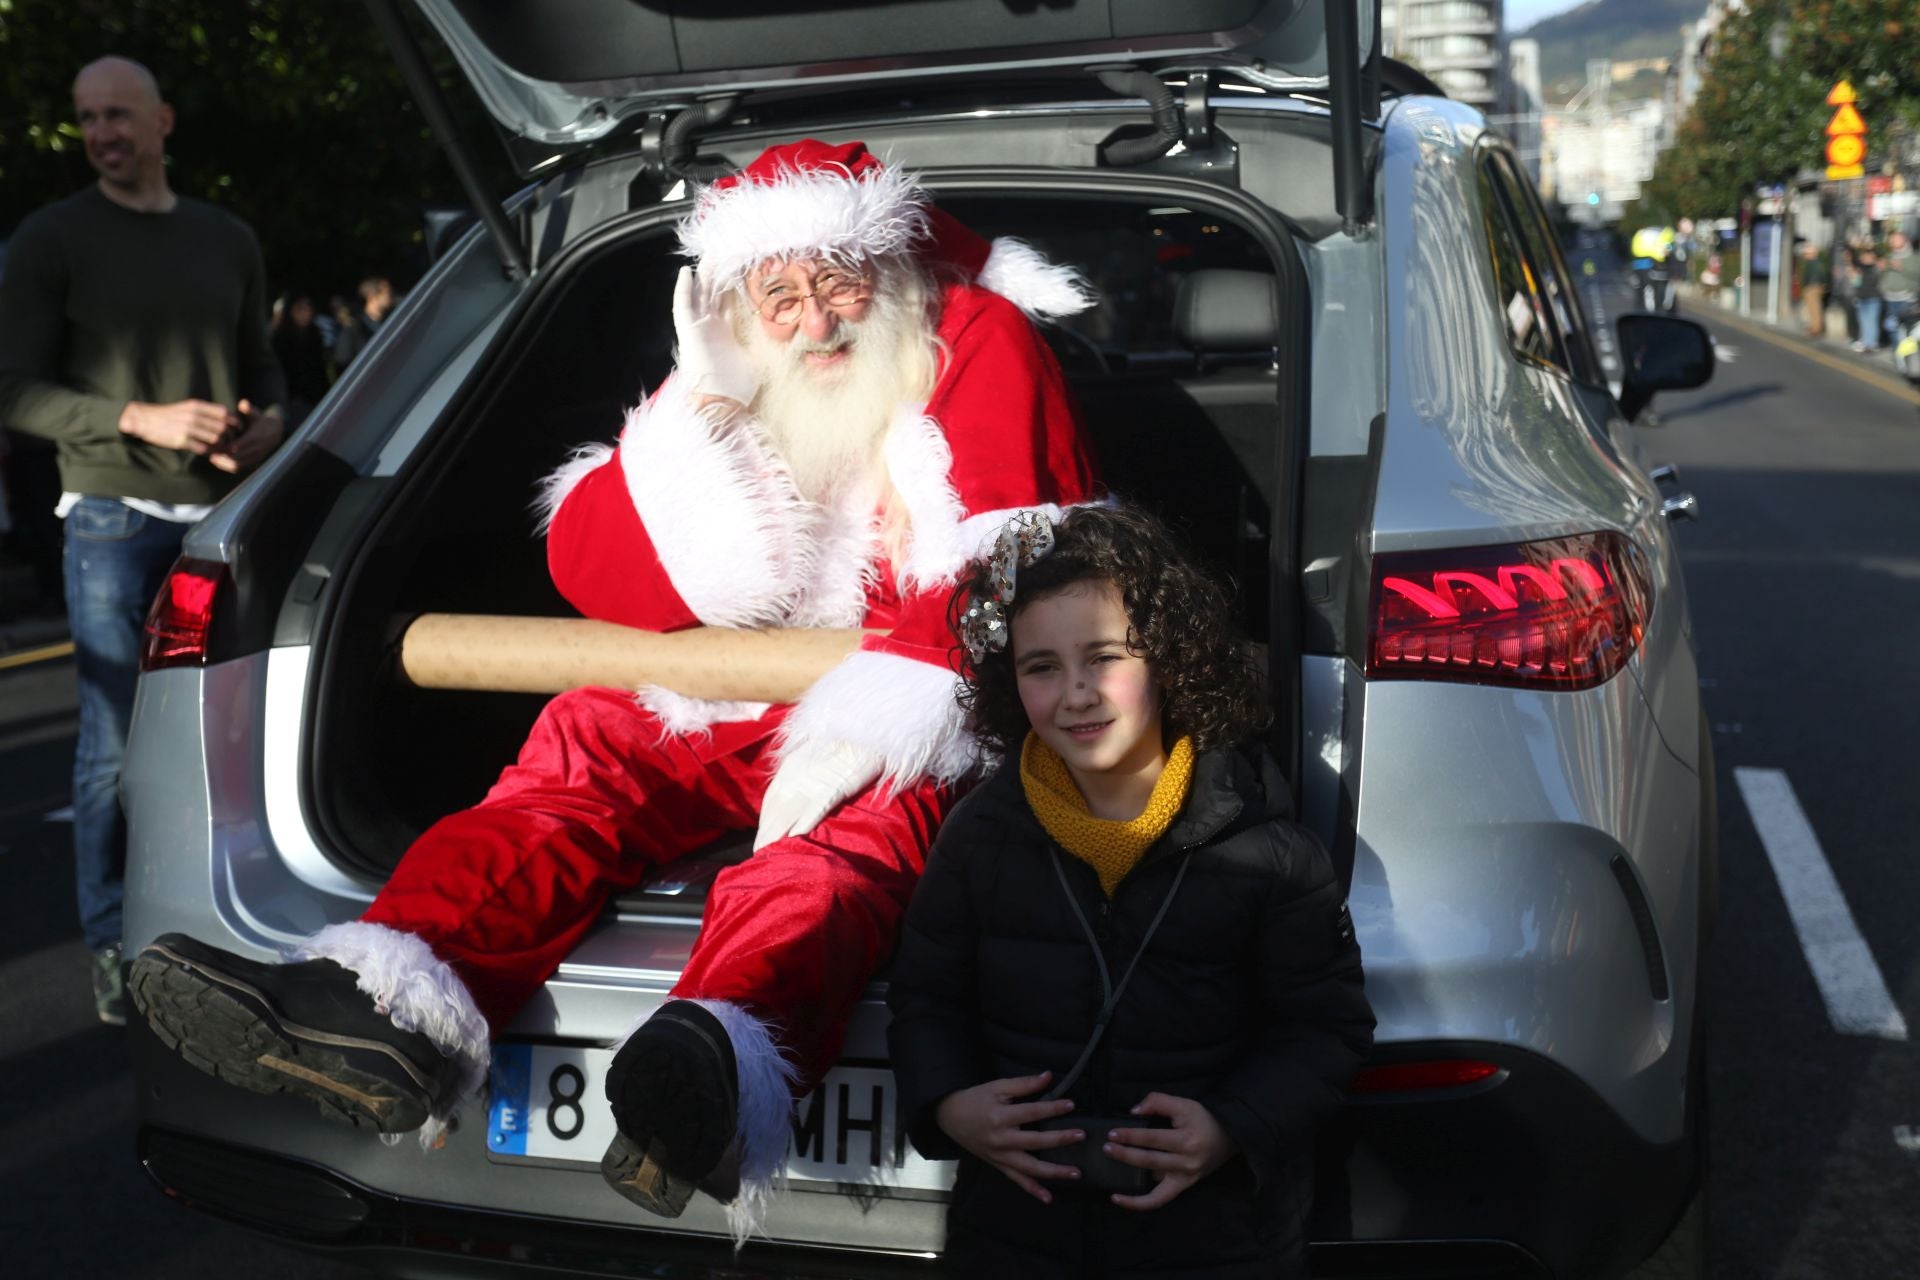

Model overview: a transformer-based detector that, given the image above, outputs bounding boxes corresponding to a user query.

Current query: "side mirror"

[1615,313,1715,422]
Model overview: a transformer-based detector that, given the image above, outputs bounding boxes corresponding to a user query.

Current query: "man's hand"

[753,739,884,850]
[935,1071,1084,1205]
[1104,1093,1241,1211]
[118,399,238,455]
[672,266,760,407]
[208,400,285,474]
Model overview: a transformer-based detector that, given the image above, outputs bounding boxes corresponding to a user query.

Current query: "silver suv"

[123,2,1717,1276]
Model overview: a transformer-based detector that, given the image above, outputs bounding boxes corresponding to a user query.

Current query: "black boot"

[600,999,740,1216]
[129,933,455,1133]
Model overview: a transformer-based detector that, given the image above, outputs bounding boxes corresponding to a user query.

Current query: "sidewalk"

[1676,280,1920,407]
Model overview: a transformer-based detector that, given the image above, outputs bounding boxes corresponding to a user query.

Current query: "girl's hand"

[934,1071,1084,1204]
[1104,1092,1241,1210]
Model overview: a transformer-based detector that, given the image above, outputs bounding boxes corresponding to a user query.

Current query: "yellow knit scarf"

[1020,732,1196,898]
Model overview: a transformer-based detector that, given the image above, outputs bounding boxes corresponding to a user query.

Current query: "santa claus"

[130,139,1097,1233]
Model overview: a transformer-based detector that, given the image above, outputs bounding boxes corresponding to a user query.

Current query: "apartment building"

[1381,0,1505,109]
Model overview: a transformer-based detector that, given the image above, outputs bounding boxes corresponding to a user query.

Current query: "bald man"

[0,57,286,1023]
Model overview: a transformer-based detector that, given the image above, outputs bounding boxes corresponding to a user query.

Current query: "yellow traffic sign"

[1826,80,1866,178]
[1828,133,1866,169]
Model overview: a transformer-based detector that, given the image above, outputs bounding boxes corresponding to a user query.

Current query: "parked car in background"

[123,2,1717,1276]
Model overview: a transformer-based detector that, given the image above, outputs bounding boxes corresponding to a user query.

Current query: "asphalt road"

[1612,277,1920,1280]
[1,269,1918,1278]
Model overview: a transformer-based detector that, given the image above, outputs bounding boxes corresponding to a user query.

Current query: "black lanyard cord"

[1039,849,1192,1102]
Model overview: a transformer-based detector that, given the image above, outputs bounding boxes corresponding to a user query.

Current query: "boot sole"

[603,1005,738,1188]
[601,1132,695,1217]
[128,944,432,1133]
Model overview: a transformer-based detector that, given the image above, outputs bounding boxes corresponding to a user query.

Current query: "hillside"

[1520,0,1704,103]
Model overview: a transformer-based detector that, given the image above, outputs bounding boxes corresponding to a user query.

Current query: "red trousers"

[362,687,958,1090]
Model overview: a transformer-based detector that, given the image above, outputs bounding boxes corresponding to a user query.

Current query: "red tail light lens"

[1350,1059,1504,1095]
[141,557,229,672]
[1367,532,1650,691]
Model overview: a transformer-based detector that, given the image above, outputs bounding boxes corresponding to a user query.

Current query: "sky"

[1504,0,1586,30]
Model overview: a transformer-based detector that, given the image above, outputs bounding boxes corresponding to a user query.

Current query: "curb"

[1675,284,1920,407]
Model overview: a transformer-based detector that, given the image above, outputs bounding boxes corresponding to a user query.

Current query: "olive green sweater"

[0,186,286,503]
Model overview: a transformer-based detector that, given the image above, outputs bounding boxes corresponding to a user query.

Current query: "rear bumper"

[140,1128,941,1280]
[1313,1042,1702,1280]
[139,1038,1697,1280]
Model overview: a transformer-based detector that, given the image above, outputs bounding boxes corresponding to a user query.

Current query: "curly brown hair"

[949,503,1270,760]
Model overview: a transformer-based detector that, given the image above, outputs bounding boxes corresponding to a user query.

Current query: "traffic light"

[1587,192,1601,206]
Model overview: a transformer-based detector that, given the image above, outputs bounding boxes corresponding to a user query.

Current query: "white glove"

[754,740,886,851]
[672,265,760,406]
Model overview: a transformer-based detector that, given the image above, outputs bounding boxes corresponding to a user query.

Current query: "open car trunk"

[301,173,1315,907]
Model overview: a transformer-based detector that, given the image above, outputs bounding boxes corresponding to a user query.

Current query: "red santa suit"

[292,140,1097,1203]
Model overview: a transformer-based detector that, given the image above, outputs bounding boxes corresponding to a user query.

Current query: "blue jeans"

[1857,298,1883,349]
[1884,300,1914,346]
[63,497,190,951]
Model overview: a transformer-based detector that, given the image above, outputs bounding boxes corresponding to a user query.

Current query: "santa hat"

[677,138,1094,321]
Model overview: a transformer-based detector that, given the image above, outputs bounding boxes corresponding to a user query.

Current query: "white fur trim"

[881,408,1087,589]
[788,500,881,629]
[680,162,929,298]
[883,409,968,591]
[979,236,1098,320]
[532,442,614,535]
[619,381,814,628]
[777,649,975,789]
[292,921,492,1148]
[636,685,772,736]
[611,999,799,1245]
[692,999,800,1246]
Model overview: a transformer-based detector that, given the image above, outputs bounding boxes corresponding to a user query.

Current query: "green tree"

[1647,0,1919,220]
[1787,0,1919,126]
[0,0,513,298]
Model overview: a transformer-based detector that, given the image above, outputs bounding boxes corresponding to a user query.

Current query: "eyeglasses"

[749,271,872,327]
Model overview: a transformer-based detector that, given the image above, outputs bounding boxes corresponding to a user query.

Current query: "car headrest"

[1172,269,1281,352]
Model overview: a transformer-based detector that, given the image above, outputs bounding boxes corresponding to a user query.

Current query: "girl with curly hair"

[887,502,1374,1279]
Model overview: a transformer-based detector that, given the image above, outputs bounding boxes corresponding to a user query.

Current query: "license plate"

[486,1042,956,1193]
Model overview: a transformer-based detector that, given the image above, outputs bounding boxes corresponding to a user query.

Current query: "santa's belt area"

[397,615,877,699]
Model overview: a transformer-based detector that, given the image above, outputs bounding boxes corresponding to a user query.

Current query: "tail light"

[1366,531,1650,691]
[1350,1059,1504,1095]
[141,557,230,672]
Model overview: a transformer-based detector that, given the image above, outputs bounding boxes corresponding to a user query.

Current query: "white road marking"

[43,806,73,823]
[1735,767,1907,1040]
[1895,1126,1920,1154]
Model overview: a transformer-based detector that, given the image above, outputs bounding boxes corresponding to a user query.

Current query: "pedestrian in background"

[1797,241,1829,339]
[1878,230,1916,354]
[331,275,396,370]
[1832,241,1860,344]
[1852,246,1882,353]
[0,56,286,1023]
[271,293,331,424]
[888,504,1373,1279]
[316,292,347,353]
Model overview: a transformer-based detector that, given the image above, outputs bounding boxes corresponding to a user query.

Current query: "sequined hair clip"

[961,510,1057,664]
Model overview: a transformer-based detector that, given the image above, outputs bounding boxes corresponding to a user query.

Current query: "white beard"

[741,277,936,506]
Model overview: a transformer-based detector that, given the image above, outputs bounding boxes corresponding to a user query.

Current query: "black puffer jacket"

[887,741,1374,1278]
